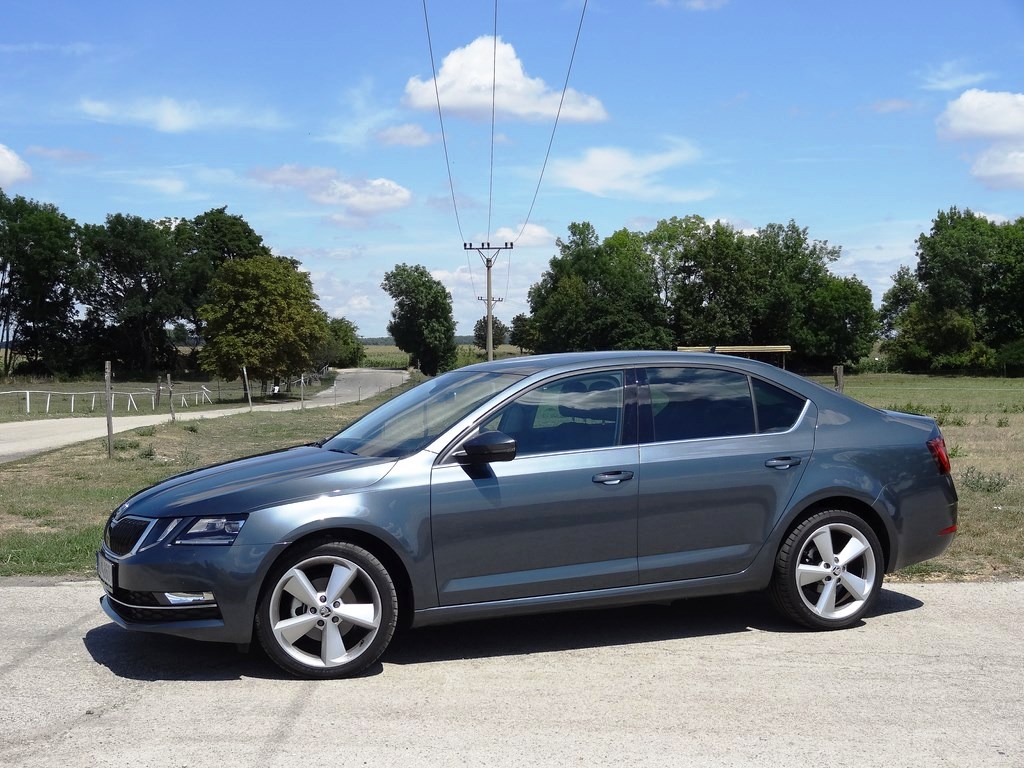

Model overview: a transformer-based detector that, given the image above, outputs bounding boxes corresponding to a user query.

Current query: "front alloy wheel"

[256,541,398,679]
[770,510,883,630]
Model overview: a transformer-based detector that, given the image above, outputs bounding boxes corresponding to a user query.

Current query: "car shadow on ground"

[83,587,923,682]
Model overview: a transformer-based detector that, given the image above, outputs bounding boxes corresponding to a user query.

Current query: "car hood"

[115,445,396,520]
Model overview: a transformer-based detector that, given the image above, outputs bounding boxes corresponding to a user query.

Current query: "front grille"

[104,515,151,556]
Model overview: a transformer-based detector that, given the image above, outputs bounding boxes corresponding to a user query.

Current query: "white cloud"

[320,80,397,148]
[493,222,555,248]
[921,60,991,92]
[549,140,713,202]
[78,96,284,133]
[975,211,1011,225]
[405,36,607,122]
[0,143,32,185]
[971,145,1024,189]
[376,123,435,147]
[251,164,412,217]
[938,90,1024,190]
[938,89,1024,140]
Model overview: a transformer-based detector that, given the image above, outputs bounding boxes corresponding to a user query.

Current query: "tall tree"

[509,312,536,353]
[473,315,509,350]
[80,213,181,373]
[796,275,878,367]
[878,265,920,339]
[171,207,273,344]
[381,263,457,376]
[646,216,759,346]
[319,316,365,369]
[528,222,673,353]
[199,255,328,390]
[0,192,83,374]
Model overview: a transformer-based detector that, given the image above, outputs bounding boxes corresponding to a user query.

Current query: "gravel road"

[0,579,1020,767]
[0,369,407,464]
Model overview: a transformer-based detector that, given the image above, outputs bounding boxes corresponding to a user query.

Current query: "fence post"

[105,361,114,459]
[167,373,176,422]
[833,365,845,393]
[300,375,305,411]
[25,390,30,414]
[242,366,253,412]
[155,376,162,409]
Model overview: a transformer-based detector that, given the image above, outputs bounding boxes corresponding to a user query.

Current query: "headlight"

[174,515,248,545]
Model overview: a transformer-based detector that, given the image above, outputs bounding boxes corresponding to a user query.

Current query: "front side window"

[646,367,755,442]
[323,370,522,457]
[482,371,624,455]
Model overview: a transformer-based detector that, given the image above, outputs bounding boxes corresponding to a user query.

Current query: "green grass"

[0,384,413,577]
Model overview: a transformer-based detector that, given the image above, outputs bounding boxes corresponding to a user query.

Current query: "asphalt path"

[0,579,1020,767]
[0,369,408,464]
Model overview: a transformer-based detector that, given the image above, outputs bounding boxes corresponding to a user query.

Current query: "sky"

[2,0,1023,337]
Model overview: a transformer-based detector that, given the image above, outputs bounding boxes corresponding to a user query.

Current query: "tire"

[769,510,883,630]
[255,541,398,679]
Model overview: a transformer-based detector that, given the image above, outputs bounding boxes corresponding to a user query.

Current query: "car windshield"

[322,370,522,458]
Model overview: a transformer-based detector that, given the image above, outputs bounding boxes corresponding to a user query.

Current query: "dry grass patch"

[0,387,411,576]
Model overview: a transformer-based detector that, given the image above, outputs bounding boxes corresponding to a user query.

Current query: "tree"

[319,316,365,369]
[199,255,328,391]
[381,263,457,376]
[882,208,1024,371]
[646,216,759,346]
[878,265,920,339]
[528,222,673,353]
[79,213,181,373]
[797,275,878,367]
[0,192,84,375]
[509,313,536,353]
[473,315,509,350]
[170,207,273,358]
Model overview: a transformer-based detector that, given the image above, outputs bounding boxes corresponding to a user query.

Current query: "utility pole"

[465,241,513,361]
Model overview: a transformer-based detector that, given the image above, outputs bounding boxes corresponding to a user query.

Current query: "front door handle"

[593,470,634,485]
[765,457,802,470]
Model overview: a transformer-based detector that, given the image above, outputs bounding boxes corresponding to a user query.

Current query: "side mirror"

[456,430,517,463]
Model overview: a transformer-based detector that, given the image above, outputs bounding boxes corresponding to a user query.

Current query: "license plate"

[96,552,116,592]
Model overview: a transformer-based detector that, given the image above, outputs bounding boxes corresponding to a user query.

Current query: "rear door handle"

[593,470,634,485]
[765,457,802,470]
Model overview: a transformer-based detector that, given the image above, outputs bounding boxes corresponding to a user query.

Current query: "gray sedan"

[98,352,958,678]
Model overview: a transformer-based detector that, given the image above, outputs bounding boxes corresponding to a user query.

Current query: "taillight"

[927,436,951,475]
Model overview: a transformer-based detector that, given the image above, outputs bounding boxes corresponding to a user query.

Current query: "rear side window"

[646,367,755,441]
[752,378,806,433]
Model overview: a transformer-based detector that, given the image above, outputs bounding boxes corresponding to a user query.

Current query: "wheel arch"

[785,495,893,572]
[257,526,416,630]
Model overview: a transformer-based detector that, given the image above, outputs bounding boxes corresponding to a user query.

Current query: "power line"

[420,0,476,296]
[512,0,589,246]
[487,0,498,244]
[421,0,591,303]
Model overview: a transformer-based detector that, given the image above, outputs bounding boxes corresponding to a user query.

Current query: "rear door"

[636,366,815,583]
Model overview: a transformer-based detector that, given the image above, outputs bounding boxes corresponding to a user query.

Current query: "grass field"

[0,372,1020,580]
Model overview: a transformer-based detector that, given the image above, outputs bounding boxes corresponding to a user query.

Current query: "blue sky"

[2,1,1023,337]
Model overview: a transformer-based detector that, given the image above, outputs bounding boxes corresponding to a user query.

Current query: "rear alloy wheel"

[256,541,398,679]
[770,510,883,630]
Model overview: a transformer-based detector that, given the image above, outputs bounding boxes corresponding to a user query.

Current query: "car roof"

[463,350,778,377]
